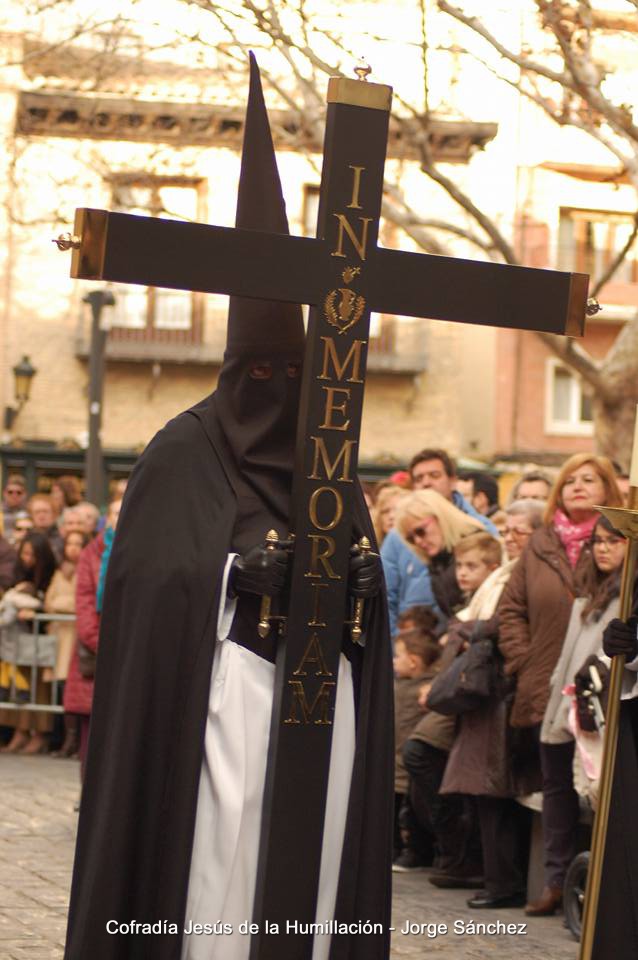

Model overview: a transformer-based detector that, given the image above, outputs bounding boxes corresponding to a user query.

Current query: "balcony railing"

[74,297,427,373]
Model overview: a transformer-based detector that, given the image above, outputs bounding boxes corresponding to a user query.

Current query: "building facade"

[0,1,636,496]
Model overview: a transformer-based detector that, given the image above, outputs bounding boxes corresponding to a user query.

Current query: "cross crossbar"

[70,207,587,336]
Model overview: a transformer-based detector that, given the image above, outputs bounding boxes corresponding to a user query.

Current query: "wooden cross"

[58,72,588,960]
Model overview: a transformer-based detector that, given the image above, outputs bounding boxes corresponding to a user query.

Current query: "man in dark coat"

[63,55,393,960]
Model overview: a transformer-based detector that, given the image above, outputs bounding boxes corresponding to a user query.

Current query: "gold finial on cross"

[52,233,81,251]
[354,59,372,82]
[586,297,602,317]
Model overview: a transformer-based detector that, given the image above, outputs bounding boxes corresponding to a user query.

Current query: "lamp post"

[3,355,37,430]
[84,289,115,506]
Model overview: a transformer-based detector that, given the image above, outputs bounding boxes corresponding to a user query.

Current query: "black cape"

[592,695,638,958]
[64,394,394,960]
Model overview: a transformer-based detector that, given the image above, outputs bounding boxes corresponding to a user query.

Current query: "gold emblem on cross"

[324,267,366,335]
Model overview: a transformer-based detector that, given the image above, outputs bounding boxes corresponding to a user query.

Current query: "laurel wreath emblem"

[324,266,366,334]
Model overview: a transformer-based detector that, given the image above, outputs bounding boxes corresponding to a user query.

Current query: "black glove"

[348,543,383,599]
[228,540,292,598]
[602,616,638,660]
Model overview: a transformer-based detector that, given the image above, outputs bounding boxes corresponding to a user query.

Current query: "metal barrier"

[0,612,76,714]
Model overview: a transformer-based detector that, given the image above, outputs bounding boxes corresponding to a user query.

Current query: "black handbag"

[427,636,497,716]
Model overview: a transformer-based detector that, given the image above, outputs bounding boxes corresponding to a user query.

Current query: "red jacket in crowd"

[63,532,105,716]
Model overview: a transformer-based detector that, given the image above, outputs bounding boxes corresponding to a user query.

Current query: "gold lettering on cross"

[304,535,340,580]
[308,436,356,483]
[331,214,372,261]
[283,680,336,725]
[318,337,365,384]
[293,633,333,677]
[308,486,344,532]
[347,165,365,210]
[320,387,351,431]
[308,582,329,627]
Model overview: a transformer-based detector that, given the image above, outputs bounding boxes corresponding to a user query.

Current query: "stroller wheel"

[564,851,589,941]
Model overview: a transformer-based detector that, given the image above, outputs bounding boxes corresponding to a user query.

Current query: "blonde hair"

[544,454,623,524]
[453,530,502,567]
[372,485,409,546]
[396,489,485,563]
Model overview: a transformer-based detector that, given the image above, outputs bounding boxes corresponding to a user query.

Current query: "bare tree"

[139,0,637,464]
[432,0,638,462]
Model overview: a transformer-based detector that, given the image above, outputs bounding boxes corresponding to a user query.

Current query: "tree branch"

[383,181,497,254]
[591,212,638,298]
[417,136,519,263]
[536,331,608,395]
[537,1,638,142]
[436,0,571,86]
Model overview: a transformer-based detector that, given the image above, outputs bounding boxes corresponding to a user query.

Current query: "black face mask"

[214,345,303,549]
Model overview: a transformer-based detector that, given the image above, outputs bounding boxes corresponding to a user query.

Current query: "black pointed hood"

[213,53,304,546]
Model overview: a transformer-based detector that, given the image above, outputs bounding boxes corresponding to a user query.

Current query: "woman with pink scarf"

[498,454,623,917]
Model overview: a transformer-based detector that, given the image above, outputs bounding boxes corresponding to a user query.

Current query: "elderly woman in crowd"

[439,498,545,909]
[498,453,623,916]
[74,501,100,538]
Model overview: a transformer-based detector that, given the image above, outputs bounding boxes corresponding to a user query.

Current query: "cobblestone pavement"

[0,754,579,959]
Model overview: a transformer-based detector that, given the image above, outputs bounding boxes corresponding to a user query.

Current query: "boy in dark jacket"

[392,626,440,871]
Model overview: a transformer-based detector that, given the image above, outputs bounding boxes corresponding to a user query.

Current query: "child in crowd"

[439,501,544,910]
[403,529,502,888]
[392,626,441,871]
[453,533,503,609]
[396,604,440,636]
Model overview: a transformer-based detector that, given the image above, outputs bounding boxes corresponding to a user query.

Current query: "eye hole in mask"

[249,362,273,380]
[286,363,301,379]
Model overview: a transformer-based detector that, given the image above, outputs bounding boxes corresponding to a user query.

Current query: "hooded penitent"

[214,52,305,549]
[64,54,393,960]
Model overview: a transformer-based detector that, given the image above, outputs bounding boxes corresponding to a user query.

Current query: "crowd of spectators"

[0,474,124,761]
[0,451,631,919]
[370,447,629,916]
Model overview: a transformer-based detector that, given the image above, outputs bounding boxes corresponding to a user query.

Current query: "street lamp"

[4,355,37,430]
[84,289,115,506]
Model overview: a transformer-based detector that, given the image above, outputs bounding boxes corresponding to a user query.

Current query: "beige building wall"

[361,319,466,463]
[2,1,637,474]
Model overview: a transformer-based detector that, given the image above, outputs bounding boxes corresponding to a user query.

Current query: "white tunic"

[182,558,356,960]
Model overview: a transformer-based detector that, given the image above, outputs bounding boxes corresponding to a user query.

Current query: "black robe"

[592,696,638,958]
[64,394,394,960]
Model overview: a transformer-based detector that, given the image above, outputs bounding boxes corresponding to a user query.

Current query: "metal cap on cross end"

[327,63,392,111]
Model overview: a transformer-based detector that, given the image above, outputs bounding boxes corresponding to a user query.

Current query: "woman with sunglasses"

[498,453,623,916]
[395,490,486,627]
